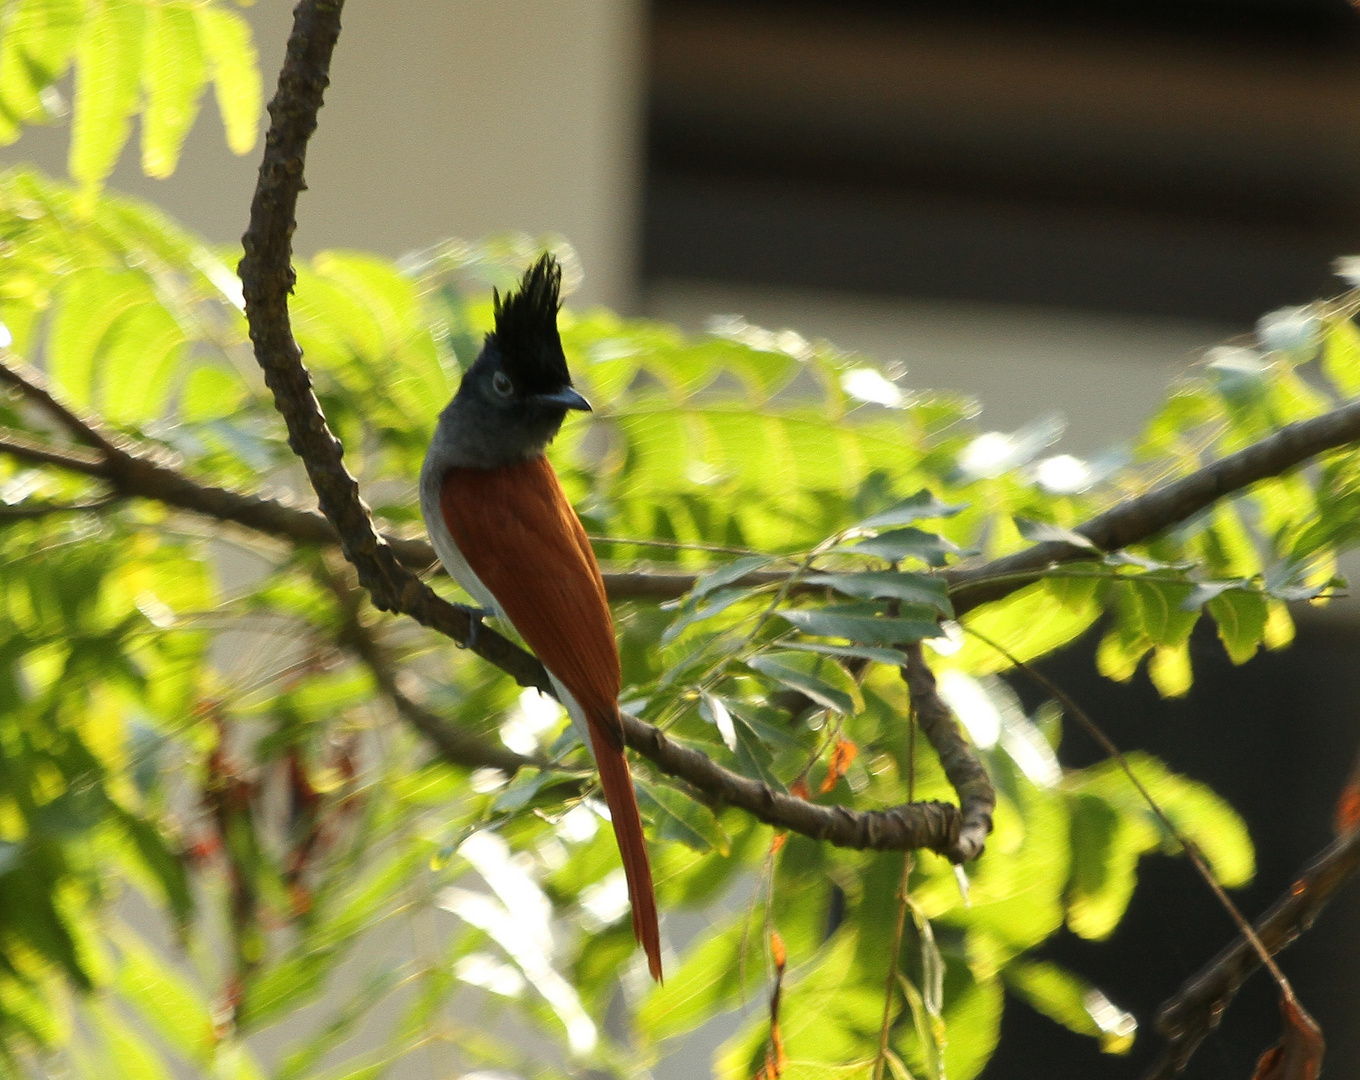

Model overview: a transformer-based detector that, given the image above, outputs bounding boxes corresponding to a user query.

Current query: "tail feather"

[587,712,662,982]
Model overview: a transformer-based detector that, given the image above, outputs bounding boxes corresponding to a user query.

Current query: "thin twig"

[0,428,107,475]
[1147,826,1360,1078]
[313,555,544,775]
[965,624,1320,1077]
[873,852,915,1080]
[588,534,764,556]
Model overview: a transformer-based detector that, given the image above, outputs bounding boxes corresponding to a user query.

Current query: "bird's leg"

[455,605,491,650]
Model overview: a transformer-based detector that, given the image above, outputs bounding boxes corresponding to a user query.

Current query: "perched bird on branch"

[420,253,662,981]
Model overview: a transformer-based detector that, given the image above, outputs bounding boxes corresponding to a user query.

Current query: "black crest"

[490,253,570,394]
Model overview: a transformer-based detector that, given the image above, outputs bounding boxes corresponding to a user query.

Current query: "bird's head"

[439,253,591,466]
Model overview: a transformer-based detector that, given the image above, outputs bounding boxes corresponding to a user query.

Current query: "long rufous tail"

[587,712,662,982]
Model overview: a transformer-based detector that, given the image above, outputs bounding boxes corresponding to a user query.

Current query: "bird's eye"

[492,371,513,397]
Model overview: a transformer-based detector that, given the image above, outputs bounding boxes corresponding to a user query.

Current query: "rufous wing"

[439,455,662,980]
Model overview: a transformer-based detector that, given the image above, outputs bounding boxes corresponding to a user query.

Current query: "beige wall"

[0,0,646,309]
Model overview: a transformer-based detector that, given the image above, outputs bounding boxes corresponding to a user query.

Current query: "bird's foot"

[456,605,491,649]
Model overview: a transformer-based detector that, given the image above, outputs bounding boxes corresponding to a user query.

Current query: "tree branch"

[0,349,119,456]
[9,347,1360,619]
[1146,825,1360,1078]
[900,643,994,861]
[620,711,963,853]
[947,398,1360,616]
[314,555,543,775]
[232,0,984,857]
[0,428,107,476]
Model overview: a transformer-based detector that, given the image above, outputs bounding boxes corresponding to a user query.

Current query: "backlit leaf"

[777,605,941,646]
[140,3,206,178]
[854,490,963,531]
[194,4,260,156]
[637,778,731,855]
[805,572,952,617]
[70,0,145,204]
[748,651,862,715]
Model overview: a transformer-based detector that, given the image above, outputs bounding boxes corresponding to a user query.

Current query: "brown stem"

[621,711,963,854]
[899,643,994,862]
[314,556,543,776]
[947,397,1360,617]
[1146,826,1360,1079]
[0,350,119,455]
[966,622,1326,1079]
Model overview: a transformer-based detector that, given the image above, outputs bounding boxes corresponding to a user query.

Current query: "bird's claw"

[456,605,491,649]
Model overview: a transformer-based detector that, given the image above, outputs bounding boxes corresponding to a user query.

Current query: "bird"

[420,253,662,982]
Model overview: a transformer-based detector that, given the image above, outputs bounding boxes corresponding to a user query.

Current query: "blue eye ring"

[492,371,513,397]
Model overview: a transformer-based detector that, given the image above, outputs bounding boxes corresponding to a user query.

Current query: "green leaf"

[140,2,207,179]
[90,999,175,1080]
[1148,641,1192,699]
[112,925,216,1065]
[730,711,785,791]
[70,0,145,205]
[854,490,963,531]
[1095,615,1151,683]
[840,528,969,568]
[181,363,246,422]
[491,768,552,813]
[1001,961,1135,1053]
[1128,579,1199,647]
[777,605,941,646]
[274,967,404,1080]
[843,525,973,568]
[47,268,145,407]
[1067,753,1254,888]
[779,641,909,666]
[957,581,1102,674]
[1180,579,1246,610]
[98,298,187,423]
[778,1064,878,1079]
[689,555,775,601]
[1064,794,1154,940]
[237,953,338,1034]
[699,692,738,752]
[1208,589,1268,665]
[748,651,863,714]
[1322,316,1360,398]
[210,1041,267,1080]
[636,913,766,1041]
[636,777,731,855]
[193,4,260,156]
[805,572,953,617]
[662,587,753,645]
[0,0,82,136]
[715,932,879,1077]
[116,809,193,925]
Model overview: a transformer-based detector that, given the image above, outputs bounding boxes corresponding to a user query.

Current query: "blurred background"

[6,0,1360,1075]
